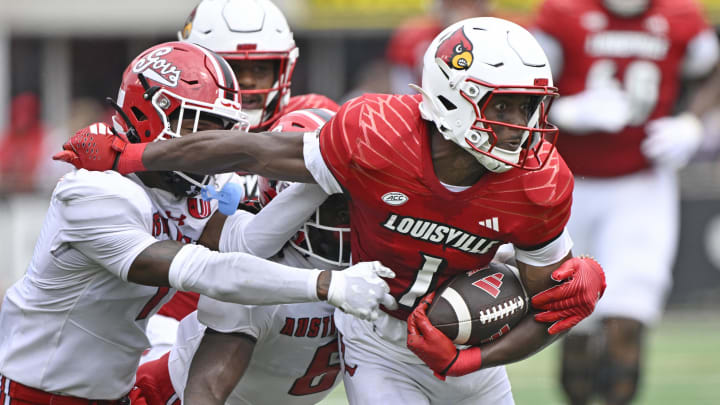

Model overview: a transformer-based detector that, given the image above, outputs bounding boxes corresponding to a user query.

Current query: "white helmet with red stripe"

[179,0,298,130]
[259,108,351,266]
[110,41,249,196]
[413,17,559,173]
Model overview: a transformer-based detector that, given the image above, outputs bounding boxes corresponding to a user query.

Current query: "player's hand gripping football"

[52,122,145,174]
[327,261,398,322]
[531,256,606,335]
[407,292,483,380]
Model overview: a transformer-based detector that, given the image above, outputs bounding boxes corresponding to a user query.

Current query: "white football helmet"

[603,0,651,17]
[413,17,559,173]
[179,0,298,129]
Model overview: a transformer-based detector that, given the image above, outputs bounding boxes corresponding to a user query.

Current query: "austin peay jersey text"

[317,94,573,319]
[168,247,341,405]
[535,0,713,177]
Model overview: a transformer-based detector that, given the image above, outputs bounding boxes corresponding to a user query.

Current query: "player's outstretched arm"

[184,330,255,405]
[126,241,396,321]
[53,123,317,183]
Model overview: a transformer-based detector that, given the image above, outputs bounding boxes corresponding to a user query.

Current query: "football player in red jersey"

[532,0,720,403]
[141,0,343,363]
[54,18,607,403]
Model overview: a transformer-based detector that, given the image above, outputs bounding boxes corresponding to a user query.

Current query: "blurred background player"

[531,0,720,404]
[386,0,534,95]
[55,17,607,404]
[142,0,343,364]
[180,0,338,198]
[386,0,491,95]
[133,109,353,405]
[0,41,393,405]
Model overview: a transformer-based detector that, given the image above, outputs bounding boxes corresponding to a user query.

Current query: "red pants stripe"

[0,375,128,405]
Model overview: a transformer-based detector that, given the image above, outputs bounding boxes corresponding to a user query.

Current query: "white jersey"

[235,172,260,201]
[168,248,341,405]
[0,170,228,399]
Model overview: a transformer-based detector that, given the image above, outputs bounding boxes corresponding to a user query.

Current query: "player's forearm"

[184,332,254,405]
[183,388,225,405]
[141,130,262,174]
[168,244,324,305]
[136,130,315,182]
[478,312,561,368]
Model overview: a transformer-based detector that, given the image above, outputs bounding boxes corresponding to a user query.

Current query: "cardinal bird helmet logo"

[435,27,474,70]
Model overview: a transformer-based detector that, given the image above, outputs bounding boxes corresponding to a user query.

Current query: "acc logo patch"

[382,192,409,206]
[436,27,474,70]
[132,46,182,88]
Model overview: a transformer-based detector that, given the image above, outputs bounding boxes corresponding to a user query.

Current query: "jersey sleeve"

[676,0,719,79]
[304,96,366,195]
[51,170,158,281]
[196,295,277,341]
[513,148,574,249]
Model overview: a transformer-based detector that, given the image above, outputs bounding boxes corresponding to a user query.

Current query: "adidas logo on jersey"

[478,217,499,232]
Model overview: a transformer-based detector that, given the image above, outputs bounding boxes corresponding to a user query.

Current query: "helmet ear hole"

[437,95,457,111]
[131,107,148,122]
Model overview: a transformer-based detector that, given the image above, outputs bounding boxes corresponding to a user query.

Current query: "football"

[426,262,529,346]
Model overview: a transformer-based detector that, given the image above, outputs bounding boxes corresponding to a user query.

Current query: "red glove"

[52,122,147,174]
[532,256,606,335]
[407,292,483,380]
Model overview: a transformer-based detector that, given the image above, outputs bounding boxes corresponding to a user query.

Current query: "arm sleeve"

[54,171,158,281]
[515,228,573,267]
[167,243,322,305]
[196,295,277,341]
[219,183,329,258]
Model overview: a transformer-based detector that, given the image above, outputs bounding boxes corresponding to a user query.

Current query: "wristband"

[116,143,148,174]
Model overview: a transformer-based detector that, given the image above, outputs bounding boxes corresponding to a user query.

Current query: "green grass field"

[318,310,720,404]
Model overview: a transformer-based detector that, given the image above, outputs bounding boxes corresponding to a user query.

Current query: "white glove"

[327,261,398,321]
[642,113,703,170]
[550,86,632,134]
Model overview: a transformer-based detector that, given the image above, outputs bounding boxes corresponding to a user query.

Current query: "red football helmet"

[110,41,249,196]
[258,109,351,266]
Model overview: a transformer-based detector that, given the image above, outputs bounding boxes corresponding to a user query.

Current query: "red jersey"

[535,0,710,177]
[157,93,340,323]
[319,94,573,319]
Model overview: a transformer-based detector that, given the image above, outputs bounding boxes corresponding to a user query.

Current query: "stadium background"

[0,0,717,403]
